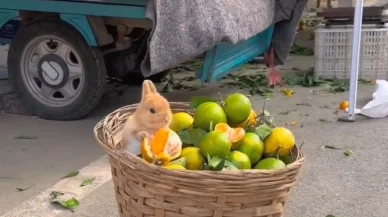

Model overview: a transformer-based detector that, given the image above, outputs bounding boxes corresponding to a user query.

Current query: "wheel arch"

[0,10,97,46]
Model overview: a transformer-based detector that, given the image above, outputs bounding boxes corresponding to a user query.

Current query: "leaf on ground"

[52,198,79,212]
[62,171,79,179]
[14,135,38,140]
[280,88,294,97]
[326,215,337,217]
[178,130,194,145]
[296,102,312,107]
[291,121,297,126]
[189,96,217,109]
[187,128,207,147]
[319,118,331,122]
[255,124,273,140]
[50,191,65,199]
[16,184,34,192]
[279,109,297,115]
[80,178,95,187]
[321,145,342,150]
[344,149,353,156]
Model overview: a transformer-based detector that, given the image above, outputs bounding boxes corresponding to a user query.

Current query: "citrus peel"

[214,123,245,144]
[141,128,182,165]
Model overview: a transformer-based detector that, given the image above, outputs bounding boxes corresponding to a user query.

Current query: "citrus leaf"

[189,96,216,109]
[51,197,79,212]
[326,215,336,217]
[223,160,239,171]
[80,178,95,187]
[214,159,226,171]
[52,200,68,209]
[50,191,64,199]
[206,154,212,164]
[209,121,214,132]
[62,171,79,179]
[178,130,193,145]
[344,149,353,156]
[16,184,34,192]
[187,128,207,147]
[208,156,223,168]
[164,157,187,167]
[255,124,273,140]
[66,198,79,212]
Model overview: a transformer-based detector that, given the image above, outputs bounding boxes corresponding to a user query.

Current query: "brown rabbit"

[122,80,172,154]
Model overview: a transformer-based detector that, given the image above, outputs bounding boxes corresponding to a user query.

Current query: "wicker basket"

[94,102,305,217]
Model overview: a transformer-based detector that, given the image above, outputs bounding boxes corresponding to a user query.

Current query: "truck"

[0,0,273,120]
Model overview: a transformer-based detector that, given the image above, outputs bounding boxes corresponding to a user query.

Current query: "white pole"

[346,0,363,121]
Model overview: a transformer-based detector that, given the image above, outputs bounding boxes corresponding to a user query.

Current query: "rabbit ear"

[146,80,157,94]
[141,80,157,100]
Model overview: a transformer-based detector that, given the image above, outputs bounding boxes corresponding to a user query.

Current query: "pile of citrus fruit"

[140,93,296,171]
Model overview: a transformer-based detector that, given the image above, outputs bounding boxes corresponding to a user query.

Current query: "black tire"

[8,19,106,120]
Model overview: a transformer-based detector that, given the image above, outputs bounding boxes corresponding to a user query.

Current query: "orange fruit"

[339,101,349,111]
[194,102,227,131]
[227,151,251,170]
[199,131,231,159]
[223,93,252,126]
[254,158,286,170]
[141,128,182,165]
[214,123,245,150]
[264,127,295,157]
[237,133,264,165]
[180,147,205,170]
[233,109,257,128]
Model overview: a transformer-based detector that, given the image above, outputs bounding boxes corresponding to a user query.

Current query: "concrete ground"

[1,54,388,217]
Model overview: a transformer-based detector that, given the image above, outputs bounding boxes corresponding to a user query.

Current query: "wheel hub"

[38,54,69,88]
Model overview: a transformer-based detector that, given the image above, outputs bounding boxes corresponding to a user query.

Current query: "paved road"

[2,56,388,217]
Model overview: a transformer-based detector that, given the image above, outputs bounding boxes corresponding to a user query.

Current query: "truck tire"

[8,19,106,120]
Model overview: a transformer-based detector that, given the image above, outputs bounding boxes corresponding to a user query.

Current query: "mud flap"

[198,25,274,83]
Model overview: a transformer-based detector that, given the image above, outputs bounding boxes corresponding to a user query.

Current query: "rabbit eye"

[150,108,156,114]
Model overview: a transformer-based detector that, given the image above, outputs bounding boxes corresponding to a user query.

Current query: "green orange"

[254,158,286,170]
[199,131,231,159]
[223,93,251,125]
[194,102,227,131]
[238,133,264,165]
[227,151,251,170]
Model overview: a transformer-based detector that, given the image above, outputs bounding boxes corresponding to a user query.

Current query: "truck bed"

[0,0,146,18]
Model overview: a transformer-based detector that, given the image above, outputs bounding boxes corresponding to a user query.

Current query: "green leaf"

[344,149,353,156]
[66,198,79,212]
[50,191,64,199]
[214,159,226,171]
[189,96,217,109]
[255,124,273,140]
[209,121,214,132]
[164,157,187,167]
[62,171,79,179]
[52,198,79,212]
[187,128,207,147]
[325,215,337,217]
[80,178,95,187]
[178,130,193,145]
[14,135,38,140]
[208,156,223,168]
[223,160,239,171]
[16,185,34,192]
[206,154,212,164]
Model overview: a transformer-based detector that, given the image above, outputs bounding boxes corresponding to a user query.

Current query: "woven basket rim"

[94,102,306,176]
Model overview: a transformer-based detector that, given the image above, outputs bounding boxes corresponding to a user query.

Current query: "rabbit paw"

[137,131,151,140]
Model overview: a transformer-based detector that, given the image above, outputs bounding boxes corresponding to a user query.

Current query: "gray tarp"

[141,0,308,76]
